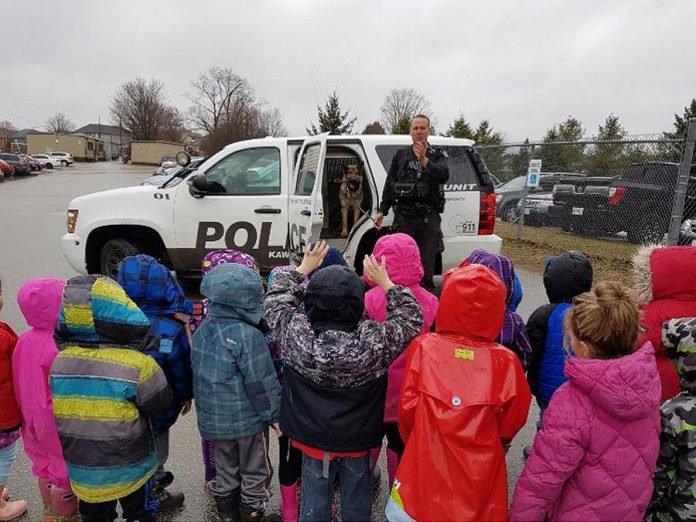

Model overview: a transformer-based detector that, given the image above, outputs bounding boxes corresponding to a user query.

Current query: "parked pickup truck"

[61,135,502,279]
[552,162,696,243]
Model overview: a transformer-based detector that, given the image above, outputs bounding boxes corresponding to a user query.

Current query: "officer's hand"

[363,254,395,291]
[374,212,384,230]
[181,400,192,416]
[297,240,330,276]
[413,142,426,159]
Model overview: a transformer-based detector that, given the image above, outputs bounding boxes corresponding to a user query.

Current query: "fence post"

[667,119,696,245]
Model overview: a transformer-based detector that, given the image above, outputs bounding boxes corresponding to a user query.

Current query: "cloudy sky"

[1,0,694,142]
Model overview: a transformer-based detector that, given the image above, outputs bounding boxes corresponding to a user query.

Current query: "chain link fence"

[477,131,696,247]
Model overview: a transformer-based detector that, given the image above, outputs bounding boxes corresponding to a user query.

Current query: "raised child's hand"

[363,254,395,291]
[297,240,330,276]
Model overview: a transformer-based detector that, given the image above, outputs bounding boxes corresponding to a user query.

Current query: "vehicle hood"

[116,254,192,316]
[17,278,65,331]
[436,264,506,340]
[70,184,157,207]
[201,263,264,326]
[633,245,696,303]
[365,233,423,287]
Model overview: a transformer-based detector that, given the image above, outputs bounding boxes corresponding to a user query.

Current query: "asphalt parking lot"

[0,161,544,521]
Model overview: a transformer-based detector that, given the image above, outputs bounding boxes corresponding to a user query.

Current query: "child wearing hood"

[510,281,661,522]
[50,275,173,522]
[117,255,194,510]
[385,264,531,522]
[526,252,593,426]
[632,245,696,402]
[12,278,77,521]
[265,241,423,521]
[191,262,281,522]
[647,317,696,521]
[465,249,532,370]
[364,233,438,490]
[0,276,27,521]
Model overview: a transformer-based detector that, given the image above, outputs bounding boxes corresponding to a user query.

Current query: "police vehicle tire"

[100,238,142,279]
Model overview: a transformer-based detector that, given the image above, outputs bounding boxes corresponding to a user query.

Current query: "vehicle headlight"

[67,209,78,233]
[495,194,503,206]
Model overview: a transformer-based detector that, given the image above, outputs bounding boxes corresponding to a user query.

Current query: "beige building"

[26,133,105,161]
[131,141,186,165]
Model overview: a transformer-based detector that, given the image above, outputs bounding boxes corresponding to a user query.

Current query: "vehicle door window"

[375,145,479,187]
[295,144,321,196]
[204,147,281,195]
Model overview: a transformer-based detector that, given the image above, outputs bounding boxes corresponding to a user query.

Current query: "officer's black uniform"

[379,144,449,291]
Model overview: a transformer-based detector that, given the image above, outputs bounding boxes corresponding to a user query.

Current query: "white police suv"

[62,134,501,278]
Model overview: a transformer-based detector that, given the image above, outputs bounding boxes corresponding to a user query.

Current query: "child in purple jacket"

[511,281,661,521]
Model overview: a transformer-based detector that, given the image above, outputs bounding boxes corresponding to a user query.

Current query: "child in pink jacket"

[364,233,438,489]
[511,281,661,521]
[11,278,78,521]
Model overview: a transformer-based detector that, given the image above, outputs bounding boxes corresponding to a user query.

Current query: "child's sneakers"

[152,473,184,511]
[0,498,28,522]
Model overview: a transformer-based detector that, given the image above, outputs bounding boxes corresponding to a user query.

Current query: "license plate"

[524,209,531,215]
[572,207,584,216]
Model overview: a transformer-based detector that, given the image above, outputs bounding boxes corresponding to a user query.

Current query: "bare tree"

[0,120,15,140]
[186,67,254,134]
[380,88,432,133]
[110,78,172,140]
[158,107,186,143]
[45,112,75,134]
[259,106,287,137]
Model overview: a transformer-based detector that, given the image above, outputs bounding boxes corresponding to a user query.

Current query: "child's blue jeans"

[300,453,372,521]
[0,441,17,485]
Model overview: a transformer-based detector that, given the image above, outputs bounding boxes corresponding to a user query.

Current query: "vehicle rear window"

[375,145,481,187]
[0,154,17,161]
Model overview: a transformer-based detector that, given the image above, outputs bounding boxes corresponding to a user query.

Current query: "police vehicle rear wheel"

[100,238,141,279]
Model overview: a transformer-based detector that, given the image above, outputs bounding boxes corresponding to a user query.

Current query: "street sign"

[527,159,542,188]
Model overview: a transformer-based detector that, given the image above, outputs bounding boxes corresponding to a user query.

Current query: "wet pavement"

[0,162,545,520]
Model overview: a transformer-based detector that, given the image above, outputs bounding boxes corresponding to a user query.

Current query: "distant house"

[73,123,132,160]
[10,129,40,153]
[26,132,105,161]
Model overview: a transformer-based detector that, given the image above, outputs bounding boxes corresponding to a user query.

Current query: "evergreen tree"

[445,115,474,139]
[586,114,627,176]
[666,98,696,139]
[391,115,412,135]
[306,91,356,135]
[537,116,586,172]
[362,121,386,134]
[473,119,503,145]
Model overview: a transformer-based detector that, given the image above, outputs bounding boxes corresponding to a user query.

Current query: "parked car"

[20,154,43,172]
[0,159,14,177]
[48,151,74,166]
[556,162,696,243]
[141,157,206,186]
[495,173,585,223]
[550,176,615,232]
[31,154,56,169]
[0,153,31,175]
[153,155,177,174]
[517,192,555,226]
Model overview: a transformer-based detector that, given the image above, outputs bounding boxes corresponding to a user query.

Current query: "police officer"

[374,114,449,291]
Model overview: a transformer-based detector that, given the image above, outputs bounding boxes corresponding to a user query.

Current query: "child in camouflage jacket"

[647,317,696,521]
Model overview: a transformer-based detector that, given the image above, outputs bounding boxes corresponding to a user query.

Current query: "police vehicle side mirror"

[188,175,208,198]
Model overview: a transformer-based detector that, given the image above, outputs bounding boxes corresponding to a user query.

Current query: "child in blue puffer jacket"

[117,254,194,510]
[526,252,593,429]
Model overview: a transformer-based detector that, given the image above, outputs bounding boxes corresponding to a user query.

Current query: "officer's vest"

[537,302,573,406]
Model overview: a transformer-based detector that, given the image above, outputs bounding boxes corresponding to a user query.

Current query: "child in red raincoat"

[386,264,531,522]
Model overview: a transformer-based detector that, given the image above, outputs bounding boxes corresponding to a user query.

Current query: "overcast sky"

[1,0,694,142]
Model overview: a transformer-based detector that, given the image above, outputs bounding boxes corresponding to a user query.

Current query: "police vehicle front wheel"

[100,238,142,279]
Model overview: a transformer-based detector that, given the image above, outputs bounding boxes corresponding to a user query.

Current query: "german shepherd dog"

[339,162,364,237]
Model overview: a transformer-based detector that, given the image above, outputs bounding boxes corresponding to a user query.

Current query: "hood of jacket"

[305,265,365,333]
[633,245,696,303]
[544,251,593,303]
[565,343,660,420]
[663,317,696,394]
[117,254,191,315]
[201,249,257,276]
[436,264,506,340]
[201,263,264,326]
[365,233,423,287]
[54,275,154,351]
[465,249,515,305]
[17,278,64,331]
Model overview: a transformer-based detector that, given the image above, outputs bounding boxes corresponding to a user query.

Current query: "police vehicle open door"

[288,135,329,262]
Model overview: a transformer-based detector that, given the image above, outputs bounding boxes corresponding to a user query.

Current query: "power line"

[0,107,43,129]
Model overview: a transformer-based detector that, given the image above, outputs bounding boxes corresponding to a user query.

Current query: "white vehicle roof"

[220,134,475,150]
